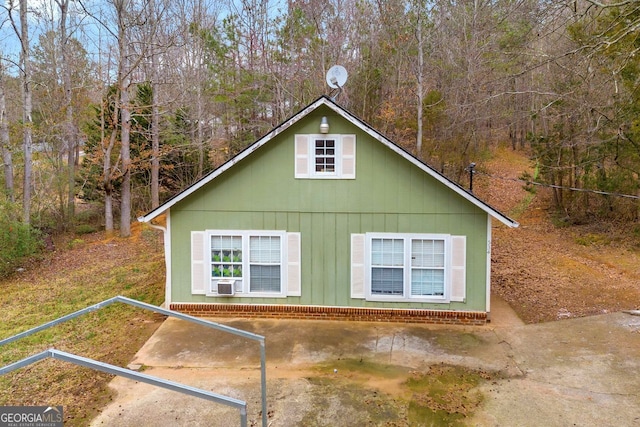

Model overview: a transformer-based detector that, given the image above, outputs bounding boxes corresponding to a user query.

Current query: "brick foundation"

[169,303,487,325]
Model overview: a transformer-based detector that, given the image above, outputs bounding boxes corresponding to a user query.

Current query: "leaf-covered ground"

[475,145,640,323]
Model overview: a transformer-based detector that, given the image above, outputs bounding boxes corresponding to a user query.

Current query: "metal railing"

[0,295,268,427]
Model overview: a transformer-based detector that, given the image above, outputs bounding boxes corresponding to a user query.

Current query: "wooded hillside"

[1,0,639,236]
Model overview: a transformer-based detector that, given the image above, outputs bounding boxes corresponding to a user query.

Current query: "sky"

[1,0,289,75]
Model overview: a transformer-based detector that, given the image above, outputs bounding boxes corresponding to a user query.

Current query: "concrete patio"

[90,297,640,426]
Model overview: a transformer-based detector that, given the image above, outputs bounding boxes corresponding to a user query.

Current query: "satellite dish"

[326,65,348,89]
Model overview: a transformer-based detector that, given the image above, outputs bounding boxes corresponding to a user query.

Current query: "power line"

[474,171,640,200]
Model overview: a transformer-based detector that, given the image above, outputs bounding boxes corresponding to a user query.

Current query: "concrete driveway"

[90,297,640,426]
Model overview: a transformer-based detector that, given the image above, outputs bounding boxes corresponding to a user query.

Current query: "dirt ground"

[474,146,640,323]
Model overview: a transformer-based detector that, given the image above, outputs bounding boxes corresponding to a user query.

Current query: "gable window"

[315,138,336,173]
[191,230,301,298]
[295,134,356,179]
[350,233,467,303]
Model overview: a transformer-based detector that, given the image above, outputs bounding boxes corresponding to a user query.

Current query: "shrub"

[0,201,43,278]
[75,224,97,235]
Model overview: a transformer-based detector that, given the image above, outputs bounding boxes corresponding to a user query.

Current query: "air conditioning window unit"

[216,279,235,296]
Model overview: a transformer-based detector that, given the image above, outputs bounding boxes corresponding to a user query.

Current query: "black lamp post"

[468,162,476,193]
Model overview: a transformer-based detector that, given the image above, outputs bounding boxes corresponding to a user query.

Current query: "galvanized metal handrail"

[0,295,268,427]
[0,349,248,426]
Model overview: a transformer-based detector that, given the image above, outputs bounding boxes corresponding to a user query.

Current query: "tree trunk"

[150,0,160,209]
[58,0,76,230]
[119,67,131,237]
[102,126,118,233]
[104,98,117,233]
[0,57,13,202]
[115,0,131,238]
[415,2,424,159]
[105,187,114,233]
[20,0,32,224]
[151,74,160,208]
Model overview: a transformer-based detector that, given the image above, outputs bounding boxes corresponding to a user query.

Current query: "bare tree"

[115,0,133,238]
[0,55,14,202]
[415,0,424,158]
[11,0,34,224]
[79,0,144,236]
[148,0,160,209]
[55,0,79,229]
[82,0,121,234]
[183,1,210,179]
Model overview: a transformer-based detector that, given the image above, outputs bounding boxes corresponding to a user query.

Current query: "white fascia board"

[323,100,519,228]
[138,99,327,223]
[139,96,518,228]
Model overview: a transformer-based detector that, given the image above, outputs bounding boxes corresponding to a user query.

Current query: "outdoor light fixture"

[320,116,329,134]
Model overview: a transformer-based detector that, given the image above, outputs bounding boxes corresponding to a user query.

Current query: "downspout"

[143,216,171,308]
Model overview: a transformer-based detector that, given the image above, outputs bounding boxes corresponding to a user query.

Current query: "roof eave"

[139,96,519,228]
[321,99,520,228]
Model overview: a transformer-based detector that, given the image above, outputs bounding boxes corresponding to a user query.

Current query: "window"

[350,233,467,303]
[190,230,301,298]
[369,235,447,300]
[410,239,445,297]
[211,235,243,280]
[315,139,336,173]
[295,134,356,179]
[249,235,281,292]
[371,238,404,295]
[209,232,283,296]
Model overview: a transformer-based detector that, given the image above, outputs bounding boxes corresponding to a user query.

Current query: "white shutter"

[450,236,466,302]
[294,135,310,178]
[286,232,302,296]
[341,135,356,179]
[351,234,366,299]
[191,231,207,295]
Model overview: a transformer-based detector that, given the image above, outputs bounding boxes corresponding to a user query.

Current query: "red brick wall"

[169,303,487,325]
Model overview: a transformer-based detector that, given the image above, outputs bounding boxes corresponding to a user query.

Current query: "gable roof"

[138,96,519,228]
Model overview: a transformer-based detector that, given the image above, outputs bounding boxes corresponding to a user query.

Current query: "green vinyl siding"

[169,107,490,311]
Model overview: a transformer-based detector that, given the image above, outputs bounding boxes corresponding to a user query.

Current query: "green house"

[139,96,518,324]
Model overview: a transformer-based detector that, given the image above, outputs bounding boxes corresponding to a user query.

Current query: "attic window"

[315,139,336,173]
[295,134,356,179]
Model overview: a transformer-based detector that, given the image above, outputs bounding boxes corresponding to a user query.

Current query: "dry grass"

[0,222,166,426]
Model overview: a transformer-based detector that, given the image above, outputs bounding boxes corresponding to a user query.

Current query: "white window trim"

[365,233,452,303]
[312,136,340,177]
[206,230,288,298]
[311,134,341,178]
[295,134,356,179]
